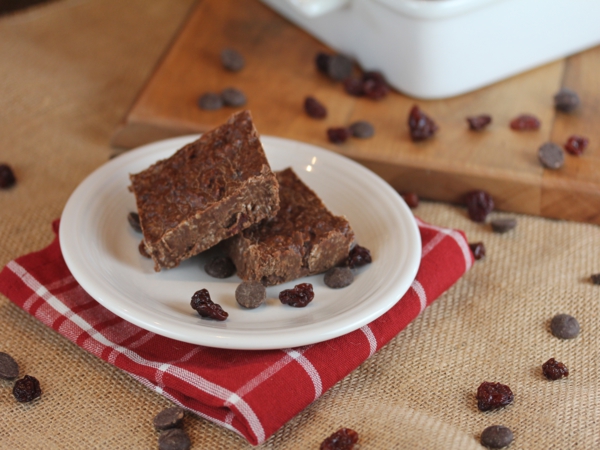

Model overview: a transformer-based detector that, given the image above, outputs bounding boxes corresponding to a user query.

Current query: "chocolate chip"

[327,54,353,81]
[0,352,19,380]
[324,267,354,289]
[220,48,245,72]
[538,142,564,170]
[490,218,517,234]
[128,212,142,233]
[153,407,185,431]
[0,164,16,189]
[480,425,514,449]
[158,428,191,450]
[591,274,600,285]
[204,257,236,279]
[221,87,247,107]
[235,281,266,309]
[554,88,580,113]
[550,314,580,339]
[198,93,223,111]
[349,121,374,139]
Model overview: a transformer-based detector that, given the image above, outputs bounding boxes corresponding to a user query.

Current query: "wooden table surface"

[111,0,600,225]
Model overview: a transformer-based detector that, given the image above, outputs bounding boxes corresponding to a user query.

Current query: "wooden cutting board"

[111,0,600,225]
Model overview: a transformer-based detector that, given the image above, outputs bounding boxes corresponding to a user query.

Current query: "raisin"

[13,375,42,403]
[408,105,438,141]
[591,274,600,285]
[221,87,247,107]
[480,425,514,449]
[510,114,540,131]
[362,71,390,100]
[235,281,266,309]
[343,77,364,96]
[401,192,419,208]
[0,352,19,380]
[347,245,372,268]
[349,121,374,139]
[469,242,486,261]
[304,96,327,119]
[464,190,494,222]
[550,314,580,339]
[467,114,492,131]
[327,54,353,81]
[158,428,191,450]
[320,428,359,450]
[279,283,314,308]
[198,92,223,111]
[190,289,228,321]
[538,142,564,170]
[476,381,514,411]
[220,48,245,72]
[324,267,354,289]
[491,218,517,234]
[128,212,142,232]
[315,52,331,74]
[542,358,569,380]
[139,241,151,258]
[204,257,236,279]
[554,88,580,113]
[0,163,16,189]
[327,127,350,144]
[564,135,589,156]
[153,407,185,431]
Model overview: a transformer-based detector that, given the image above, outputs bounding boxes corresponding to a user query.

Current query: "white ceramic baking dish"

[260,0,600,99]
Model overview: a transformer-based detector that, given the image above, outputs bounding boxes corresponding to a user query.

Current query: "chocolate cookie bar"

[226,168,354,286]
[129,110,279,271]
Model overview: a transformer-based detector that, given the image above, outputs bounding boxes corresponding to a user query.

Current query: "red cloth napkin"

[0,218,472,445]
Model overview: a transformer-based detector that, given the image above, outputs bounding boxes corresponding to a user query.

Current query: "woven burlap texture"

[0,0,599,448]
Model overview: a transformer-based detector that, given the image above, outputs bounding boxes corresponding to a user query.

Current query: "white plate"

[60,136,421,350]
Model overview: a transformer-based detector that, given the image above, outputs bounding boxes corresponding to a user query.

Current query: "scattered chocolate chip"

[153,407,185,431]
[347,245,372,268]
[191,289,228,321]
[158,428,191,450]
[327,54,353,81]
[221,87,247,107]
[128,212,142,233]
[469,242,486,260]
[591,273,600,285]
[491,218,517,234]
[220,48,245,72]
[550,314,580,339]
[13,375,41,403]
[279,283,314,307]
[362,71,390,100]
[320,428,359,450]
[401,192,419,208]
[324,267,354,289]
[510,114,540,131]
[464,190,495,222]
[198,92,223,111]
[0,352,19,380]
[476,381,514,411]
[204,257,236,279]
[467,114,492,131]
[327,127,351,144]
[349,121,374,138]
[139,241,151,258]
[542,358,569,380]
[315,52,331,74]
[538,142,564,169]
[235,281,266,309]
[304,96,327,119]
[554,88,580,113]
[343,77,364,96]
[564,135,589,156]
[408,105,438,141]
[480,425,514,449]
[0,164,16,189]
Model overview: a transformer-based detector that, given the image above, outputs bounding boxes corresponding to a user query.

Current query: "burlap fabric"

[0,1,598,448]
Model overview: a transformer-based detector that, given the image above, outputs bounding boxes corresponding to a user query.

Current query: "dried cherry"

[510,114,540,131]
[279,283,314,308]
[343,77,364,97]
[320,428,359,450]
[190,289,228,321]
[347,245,372,268]
[362,71,389,100]
[466,114,492,131]
[13,375,42,403]
[564,135,589,156]
[304,96,327,119]
[327,127,350,144]
[408,105,438,141]
[401,192,419,208]
[315,52,331,74]
[464,190,494,222]
[0,164,16,189]
[128,212,142,232]
[469,242,486,261]
[542,358,569,380]
[476,381,513,411]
